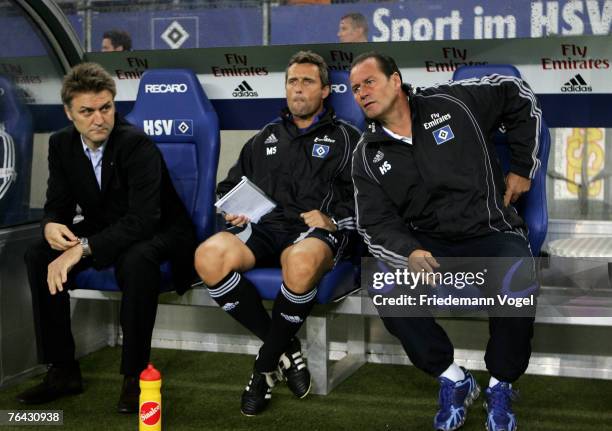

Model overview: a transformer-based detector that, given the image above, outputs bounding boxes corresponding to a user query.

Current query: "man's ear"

[322,84,331,100]
[64,104,73,122]
[392,72,402,90]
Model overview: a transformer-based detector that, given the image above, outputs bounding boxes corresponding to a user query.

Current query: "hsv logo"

[331,83,347,94]
[174,120,193,135]
[266,146,277,156]
[161,20,190,49]
[379,160,392,175]
[312,144,330,158]
[432,124,455,145]
[140,402,161,426]
[144,83,188,94]
[143,119,193,136]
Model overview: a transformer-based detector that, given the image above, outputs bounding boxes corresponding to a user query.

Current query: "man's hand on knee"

[44,222,79,251]
[300,210,337,232]
[47,245,81,294]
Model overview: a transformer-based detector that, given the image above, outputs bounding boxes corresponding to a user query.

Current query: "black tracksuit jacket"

[218,107,361,232]
[352,75,542,268]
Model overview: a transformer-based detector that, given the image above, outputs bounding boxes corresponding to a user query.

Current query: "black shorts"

[227,222,346,267]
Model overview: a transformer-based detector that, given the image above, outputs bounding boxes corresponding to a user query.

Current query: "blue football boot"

[433,368,480,431]
[484,382,518,431]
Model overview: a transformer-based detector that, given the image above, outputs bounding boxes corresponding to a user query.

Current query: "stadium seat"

[327,69,366,131]
[452,64,550,255]
[0,75,33,226]
[74,69,220,292]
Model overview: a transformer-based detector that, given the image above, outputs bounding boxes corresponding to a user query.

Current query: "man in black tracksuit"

[195,51,360,416]
[350,52,541,431]
[216,109,357,237]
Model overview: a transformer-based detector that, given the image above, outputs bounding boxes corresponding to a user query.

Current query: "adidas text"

[561,74,592,93]
[232,80,259,98]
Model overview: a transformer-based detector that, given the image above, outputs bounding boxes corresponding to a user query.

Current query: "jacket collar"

[363,84,419,144]
[281,106,336,136]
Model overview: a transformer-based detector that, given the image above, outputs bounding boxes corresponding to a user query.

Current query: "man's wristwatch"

[79,237,92,258]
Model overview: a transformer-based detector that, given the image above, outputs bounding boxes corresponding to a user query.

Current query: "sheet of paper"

[214,176,276,223]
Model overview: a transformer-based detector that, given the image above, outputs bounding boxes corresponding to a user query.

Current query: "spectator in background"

[338,12,368,43]
[101,29,132,52]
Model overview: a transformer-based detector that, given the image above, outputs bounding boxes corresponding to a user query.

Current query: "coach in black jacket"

[17,63,196,413]
[195,51,360,416]
[216,107,356,231]
[350,53,541,431]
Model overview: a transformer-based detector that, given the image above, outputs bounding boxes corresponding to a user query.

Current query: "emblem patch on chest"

[432,124,455,145]
[312,144,330,158]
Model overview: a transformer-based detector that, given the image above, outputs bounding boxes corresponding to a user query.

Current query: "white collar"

[382,126,412,145]
[80,135,107,153]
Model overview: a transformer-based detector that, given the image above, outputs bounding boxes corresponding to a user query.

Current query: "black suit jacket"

[42,114,196,294]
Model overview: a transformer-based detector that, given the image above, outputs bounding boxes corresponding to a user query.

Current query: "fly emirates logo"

[423,112,452,130]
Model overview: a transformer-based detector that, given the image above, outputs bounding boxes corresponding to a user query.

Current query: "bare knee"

[282,249,326,293]
[195,233,245,284]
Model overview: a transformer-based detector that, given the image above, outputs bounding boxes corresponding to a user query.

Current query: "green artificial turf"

[0,346,611,430]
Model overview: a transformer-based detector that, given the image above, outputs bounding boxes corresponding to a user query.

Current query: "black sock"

[207,271,271,341]
[255,282,317,372]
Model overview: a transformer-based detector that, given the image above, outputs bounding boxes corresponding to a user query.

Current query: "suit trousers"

[377,231,536,383]
[25,232,172,376]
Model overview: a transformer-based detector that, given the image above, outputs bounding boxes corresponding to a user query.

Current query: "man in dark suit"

[16,62,196,413]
